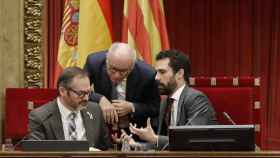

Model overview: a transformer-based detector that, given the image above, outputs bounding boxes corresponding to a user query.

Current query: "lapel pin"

[87,111,94,120]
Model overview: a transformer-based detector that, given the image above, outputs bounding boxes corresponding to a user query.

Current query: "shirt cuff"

[131,103,135,113]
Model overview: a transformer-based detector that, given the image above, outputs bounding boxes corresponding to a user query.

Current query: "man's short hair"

[56,66,89,90]
[156,49,191,82]
[108,42,137,62]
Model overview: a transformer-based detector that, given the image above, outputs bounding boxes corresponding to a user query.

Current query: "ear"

[59,86,67,97]
[175,69,184,80]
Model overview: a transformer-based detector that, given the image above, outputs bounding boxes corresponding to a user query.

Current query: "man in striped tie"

[28,67,112,150]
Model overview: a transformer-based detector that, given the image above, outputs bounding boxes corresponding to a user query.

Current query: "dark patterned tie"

[164,97,174,127]
[111,85,118,100]
[68,112,77,140]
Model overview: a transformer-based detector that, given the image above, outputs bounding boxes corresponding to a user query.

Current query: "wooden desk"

[0,151,280,158]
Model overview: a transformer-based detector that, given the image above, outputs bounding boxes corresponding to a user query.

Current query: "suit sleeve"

[84,54,105,103]
[95,106,113,150]
[185,93,217,125]
[157,135,169,150]
[28,111,46,140]
[137,135,169,151]
[132,75,160,120]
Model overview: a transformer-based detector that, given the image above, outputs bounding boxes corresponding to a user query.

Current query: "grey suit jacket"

[155,86,218,150]
[28,99,112,150]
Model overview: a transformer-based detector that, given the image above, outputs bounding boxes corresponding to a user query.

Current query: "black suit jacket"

[28,99,112,150]
[84,51,160,127]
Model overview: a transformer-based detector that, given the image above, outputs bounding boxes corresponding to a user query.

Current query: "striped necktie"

[68,112,77,140]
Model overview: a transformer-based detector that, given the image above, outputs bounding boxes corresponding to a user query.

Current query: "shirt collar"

[57,97,80,120]
[170,84,186,102]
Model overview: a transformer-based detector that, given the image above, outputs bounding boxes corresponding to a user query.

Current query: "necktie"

[164,97,174,127]
[68,112,77,140]
[111,85,118,100]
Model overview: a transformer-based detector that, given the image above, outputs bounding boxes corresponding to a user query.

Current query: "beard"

[158,81,177,95]
[79,100,88,107]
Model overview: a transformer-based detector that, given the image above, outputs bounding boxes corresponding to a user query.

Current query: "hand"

[112,100,134,117]
[111,130,137,146]
[129,118,158,144]
[99,96,118,124]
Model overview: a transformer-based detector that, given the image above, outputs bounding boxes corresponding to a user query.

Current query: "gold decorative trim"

[24,0,44,87]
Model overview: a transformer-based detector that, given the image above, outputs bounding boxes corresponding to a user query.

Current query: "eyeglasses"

[106,62,132,76]
[67,88,91,98]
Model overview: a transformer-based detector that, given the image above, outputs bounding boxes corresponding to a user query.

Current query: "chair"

[4,88,57,142]
[189,76,261,147]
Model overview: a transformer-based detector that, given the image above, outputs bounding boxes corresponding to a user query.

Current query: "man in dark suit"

[84,42,160,130]
[28,67,112,150]
[128,50,217,150]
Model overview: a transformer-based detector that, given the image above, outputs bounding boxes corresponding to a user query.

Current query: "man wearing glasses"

[84,42,160,133]
[28,67,112,150]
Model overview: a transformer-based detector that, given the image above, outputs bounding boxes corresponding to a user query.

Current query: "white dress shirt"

[57,98,87,140]
[116,79,127,100]
[115,78,135,112]
[170,84,186,126]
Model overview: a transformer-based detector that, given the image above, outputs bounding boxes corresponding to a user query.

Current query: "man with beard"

[28,67,112,150]
[127,50,217,150]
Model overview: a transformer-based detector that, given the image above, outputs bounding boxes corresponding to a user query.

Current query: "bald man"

[84,42,160,131]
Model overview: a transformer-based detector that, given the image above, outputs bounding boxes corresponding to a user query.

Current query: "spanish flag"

[54,0,112,87]
[122,0,169,65]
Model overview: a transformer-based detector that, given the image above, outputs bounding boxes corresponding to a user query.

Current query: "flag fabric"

[54,0,112,87]
[54,0,80,86]
[122,0,169,65]
[77,0,113,67]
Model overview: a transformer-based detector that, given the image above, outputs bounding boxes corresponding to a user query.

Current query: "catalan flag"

[54,0,112,87]
[122,0,169,65]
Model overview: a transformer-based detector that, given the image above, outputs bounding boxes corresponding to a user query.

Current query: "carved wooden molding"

[24,0,44,87]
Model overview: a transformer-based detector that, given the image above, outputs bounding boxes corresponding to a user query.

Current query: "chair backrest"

[189,77,261,146]
[4,88,57,140]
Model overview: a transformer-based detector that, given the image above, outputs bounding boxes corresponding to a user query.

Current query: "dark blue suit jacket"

[84,51,160,127]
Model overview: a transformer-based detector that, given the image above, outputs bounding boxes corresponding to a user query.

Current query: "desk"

[0,151,280,158]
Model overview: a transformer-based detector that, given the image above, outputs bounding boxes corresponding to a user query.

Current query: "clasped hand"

[99,97,133,124]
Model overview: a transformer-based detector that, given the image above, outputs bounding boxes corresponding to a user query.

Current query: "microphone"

[13,113,53,149]
[223,112,236,125]
[222,112,259,150]
[185,111,200,125]
[160,142,169,151]
[159,111,201,151]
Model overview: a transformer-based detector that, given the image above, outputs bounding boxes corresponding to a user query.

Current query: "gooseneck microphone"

[160,111,201,151]
[223,112,236,125]
[185,111,201,125]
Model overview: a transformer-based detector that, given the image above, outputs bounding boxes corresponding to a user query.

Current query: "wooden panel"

[1,151,280,158]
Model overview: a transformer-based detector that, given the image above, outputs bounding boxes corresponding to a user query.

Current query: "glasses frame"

[106,60,132,77]
[67,87,91,98]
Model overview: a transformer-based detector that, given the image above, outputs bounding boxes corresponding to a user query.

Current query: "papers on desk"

[89,147,101,151]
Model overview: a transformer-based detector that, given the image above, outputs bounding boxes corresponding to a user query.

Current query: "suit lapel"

[81,109,95,145]
[49,102,65,139]
[158,98,168,135]
[102,64,113,100]
[176,86,189,125]
[126,67,139,100]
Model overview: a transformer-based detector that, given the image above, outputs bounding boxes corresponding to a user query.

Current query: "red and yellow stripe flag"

[54,0,112,87]
[122,0,169,65]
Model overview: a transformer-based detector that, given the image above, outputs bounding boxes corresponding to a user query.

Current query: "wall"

[0,0,24,143]
[45,0,280,149]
